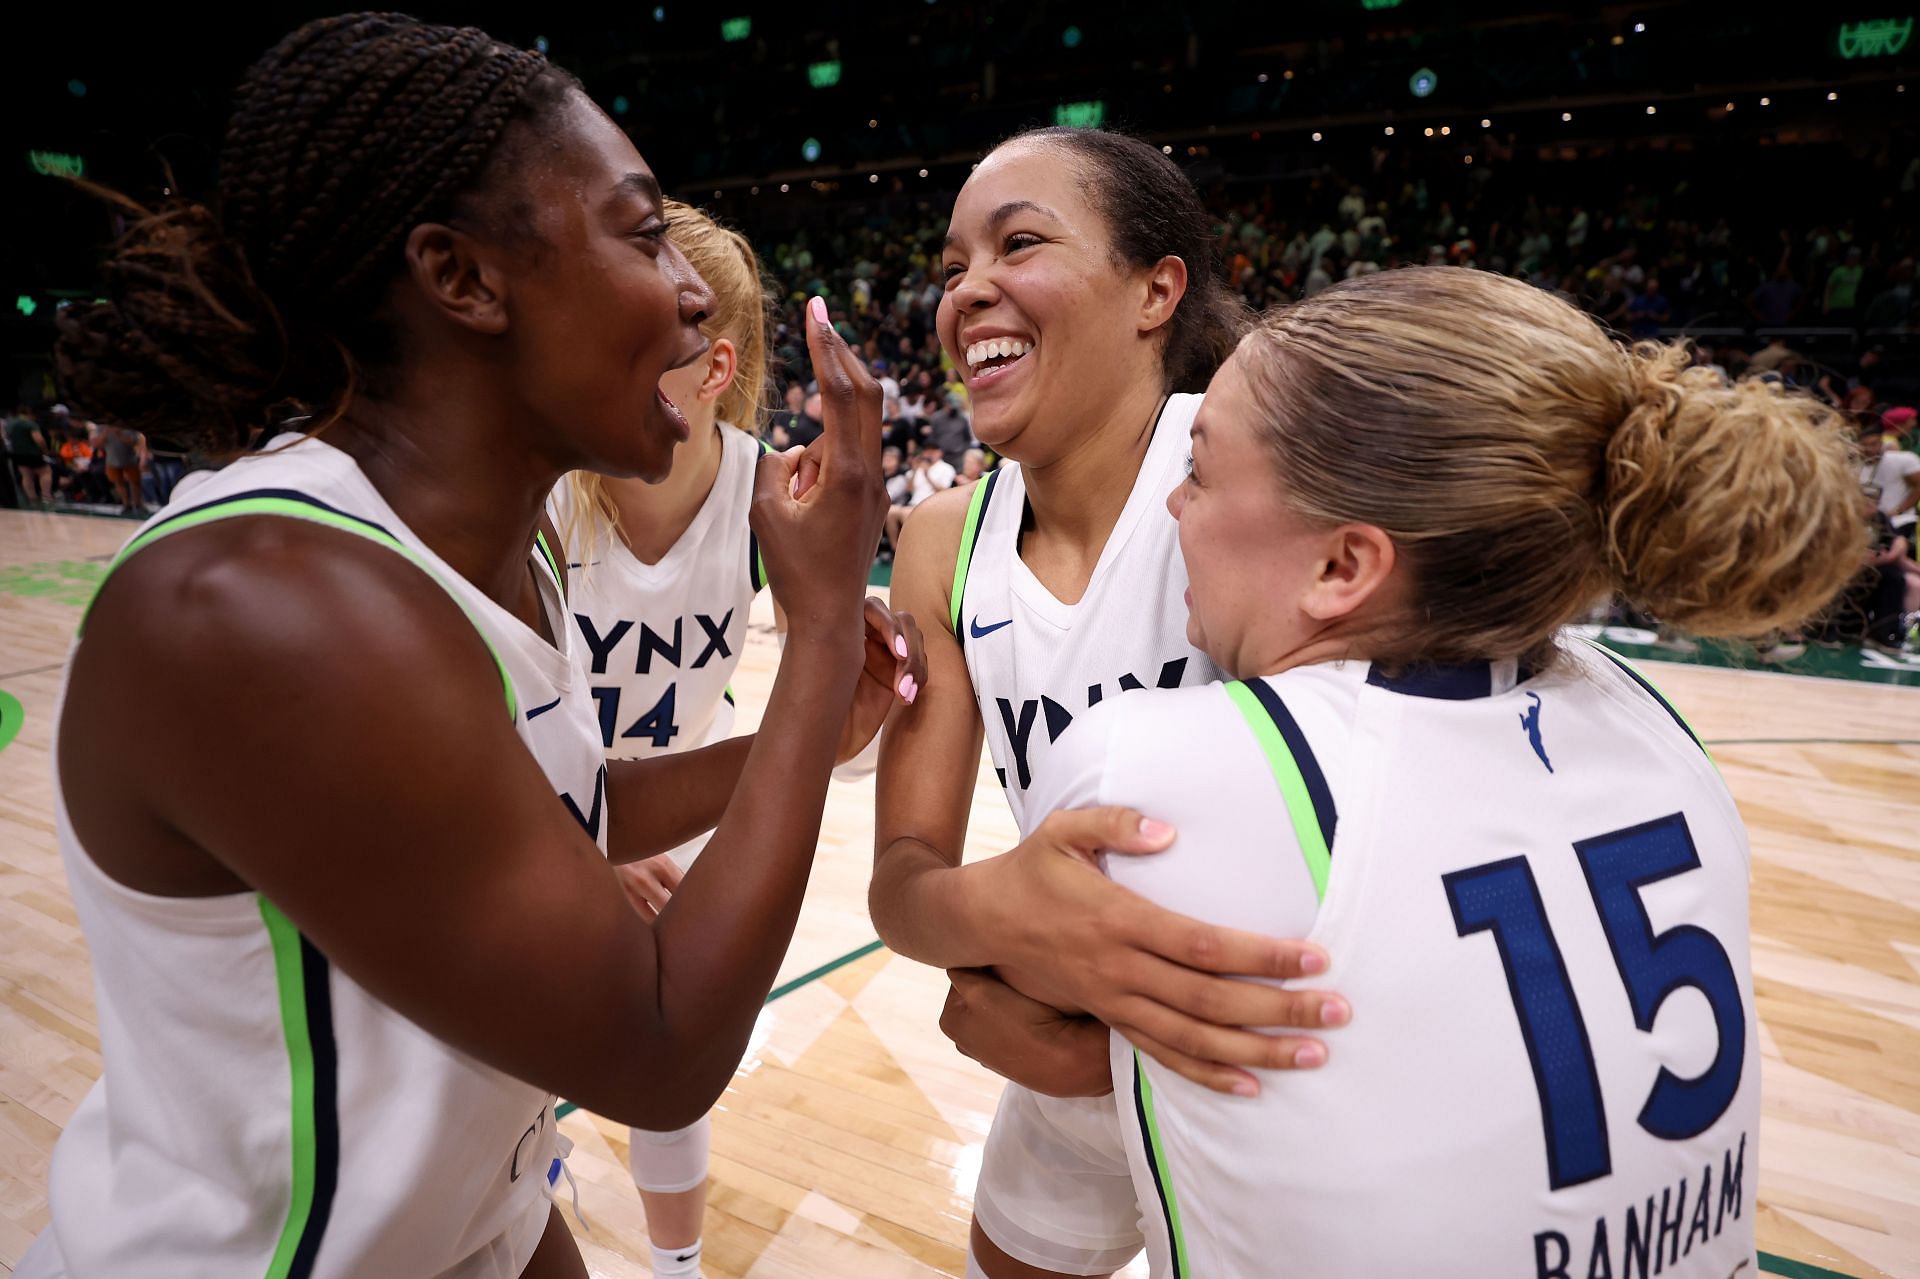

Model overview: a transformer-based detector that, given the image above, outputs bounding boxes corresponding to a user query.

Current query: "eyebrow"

[614,171,664,206]
[942,199,1062,251]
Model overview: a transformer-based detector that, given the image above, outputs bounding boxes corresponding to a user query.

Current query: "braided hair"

[56,13,578,450]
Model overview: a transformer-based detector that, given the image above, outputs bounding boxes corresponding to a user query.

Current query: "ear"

[401,223,511,337]
[1301,524,1397,624]
[1139,254,1190,338]
[696,337,738,406]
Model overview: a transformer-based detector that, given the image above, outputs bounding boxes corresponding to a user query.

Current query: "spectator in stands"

[956,448,988,488]
[767,383,810,449]
[882,441,955,551]
[1859,415,1920,557]
[1751,261,1803,328]
[5,406,52,508]
[1626,277,1670,340]
[1825,246,1866,326]
[1864,258,1913,332]
[100,423,148,517]
[920,391,973,458]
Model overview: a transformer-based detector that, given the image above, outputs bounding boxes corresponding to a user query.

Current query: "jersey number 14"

[1441,812,1745,1191]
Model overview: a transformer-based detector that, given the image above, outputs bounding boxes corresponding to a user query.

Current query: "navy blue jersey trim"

[1592,648,1707,756]
[1242,677,1338,851]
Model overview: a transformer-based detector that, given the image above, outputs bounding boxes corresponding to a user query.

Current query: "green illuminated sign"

[28,150,85,178]
[721,16,751,41]
[808,60,842,89]
[1836,17,1913,57]
[15,295,36,317]
[1362,0,1403,8]
[1054,100,1107,128]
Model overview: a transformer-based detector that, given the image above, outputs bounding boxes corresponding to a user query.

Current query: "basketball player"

[23,15,910,1279]
[1017,269,1863,1276]
[553,201,909,1279]
[873,128,1353,1279]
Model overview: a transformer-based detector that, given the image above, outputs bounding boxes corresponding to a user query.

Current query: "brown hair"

[1004,127,1249,395]
[1237,268,1866,668]
[55,14,575,450]
[562,199,774,555]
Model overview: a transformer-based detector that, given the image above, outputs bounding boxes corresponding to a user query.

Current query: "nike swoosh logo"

[969,615,1013,639]
[525,695,563,720]
[676,1252,698,1263]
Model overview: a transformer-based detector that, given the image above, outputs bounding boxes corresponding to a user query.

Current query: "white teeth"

[966,338,1034,370]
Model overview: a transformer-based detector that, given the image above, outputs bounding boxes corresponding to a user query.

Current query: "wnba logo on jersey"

[576,610,736,749]
[995,657,1189,791]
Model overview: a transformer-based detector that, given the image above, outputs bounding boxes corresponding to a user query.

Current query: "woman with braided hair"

[21,14,916,1279]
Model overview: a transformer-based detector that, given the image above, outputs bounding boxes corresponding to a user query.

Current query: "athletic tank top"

[1031,643,1759,1278]
[25,434,606,1279]
[554,426,766,765]
[951,393,1222,836]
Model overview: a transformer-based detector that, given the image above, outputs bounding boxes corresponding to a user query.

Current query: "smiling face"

[484,92,714,482]
[935,139,1168,464]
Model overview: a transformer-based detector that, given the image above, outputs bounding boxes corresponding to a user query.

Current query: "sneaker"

[1756,640,1806,663]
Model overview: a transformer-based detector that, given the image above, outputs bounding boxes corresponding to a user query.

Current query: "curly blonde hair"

[1236,267,1865,669]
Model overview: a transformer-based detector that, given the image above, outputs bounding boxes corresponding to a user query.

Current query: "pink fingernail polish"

[1299,950,1327,975]
[1232,1079,1259,1097]
[893,634,909,658]
[1139,818,1174,840]
[809,296,828,324]
[1296,1043,1327,1068]
[1321,999,1350,1027]
[899,676,918,703]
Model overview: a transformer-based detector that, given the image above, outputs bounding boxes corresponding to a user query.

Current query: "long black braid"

[56,13,576,450]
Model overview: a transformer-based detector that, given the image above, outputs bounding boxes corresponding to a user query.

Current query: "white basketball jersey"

[954,393,1222,835]
[1031,644,1760,1279]
[554,426,765,766]
[24,435,605,1279]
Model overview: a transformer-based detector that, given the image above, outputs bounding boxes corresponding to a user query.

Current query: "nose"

[945,265,999,315]
[670,243,717,327]
[1166,479,1187,520]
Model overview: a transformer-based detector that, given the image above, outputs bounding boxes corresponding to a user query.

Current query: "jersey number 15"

[1441,812,1746,1191]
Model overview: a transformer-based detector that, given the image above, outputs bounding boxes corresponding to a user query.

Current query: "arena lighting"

[808,60,842,89]
[918,168,928,177]
[1828,91,1840,100]
[1161,145,1173,153]
[1724,101,1735,111]
[1480,117,1491,127]
[1061,25,1082,48]
[1311,131,1323,141]
[652,6,665,21]
[720,16,751,42]
[1646,105,1657,114]
[1384,125,1395,135]
[801,137,822,162]
[868,118,878,127]
[1053,100,1107,128]
[16,296,36,317]
[1634,22,1646,33]
[1760,96,1771,105]
[1562,111,1573,121]
[612,95,630,115]
[1257,73,1269,83]
[67,79,86,97]
[780,183,790,192]
[533,35,548,53]
[28,150,85,178]
[869,173,879,183]
[1424,126,1434,136]
[1409,67,1438,98]
[1361,0,1403,8]
[1440,125,1451,135]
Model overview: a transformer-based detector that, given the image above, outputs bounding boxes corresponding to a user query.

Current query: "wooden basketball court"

[2,506,1916,1277]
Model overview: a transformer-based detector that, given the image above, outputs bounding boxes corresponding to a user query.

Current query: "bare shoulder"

[891,482,980,628]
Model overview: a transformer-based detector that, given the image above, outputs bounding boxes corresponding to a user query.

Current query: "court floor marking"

[553,937,888,1122]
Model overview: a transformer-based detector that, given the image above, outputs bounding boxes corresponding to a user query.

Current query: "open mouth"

[964,337,1035,386]
[656,386,691,441]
